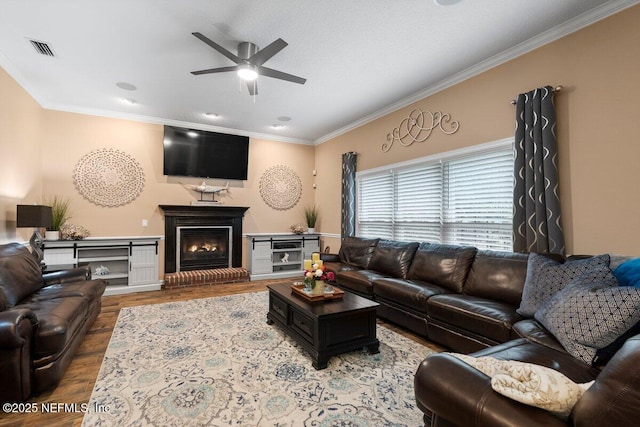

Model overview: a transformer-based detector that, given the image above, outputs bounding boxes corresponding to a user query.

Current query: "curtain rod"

[510,85,563,105]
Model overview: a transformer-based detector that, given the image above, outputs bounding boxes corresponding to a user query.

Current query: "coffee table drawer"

[269,294,288,323]
[291,307,314,343]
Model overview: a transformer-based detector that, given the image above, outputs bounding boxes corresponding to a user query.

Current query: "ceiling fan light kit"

[191,32,306,96]
[237,64,258,81]
[434,0,463,5]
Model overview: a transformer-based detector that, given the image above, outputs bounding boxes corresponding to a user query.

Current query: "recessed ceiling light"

[205,112,220,118]
[272,124,284,129]
[434,0,462,5]
[116,82,137,91]
[277,116,291,122]
[123,98,137,105]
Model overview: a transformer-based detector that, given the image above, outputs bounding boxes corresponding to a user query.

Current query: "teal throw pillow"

[613,258,640,287]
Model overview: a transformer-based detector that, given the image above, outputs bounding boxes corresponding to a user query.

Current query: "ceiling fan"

[190,32,307,96]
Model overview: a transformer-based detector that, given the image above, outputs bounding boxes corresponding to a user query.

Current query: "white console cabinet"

[246,233,320,280]
[42,236,162,296]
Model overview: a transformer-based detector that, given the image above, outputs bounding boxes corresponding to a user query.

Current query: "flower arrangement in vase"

[303,255,335,295]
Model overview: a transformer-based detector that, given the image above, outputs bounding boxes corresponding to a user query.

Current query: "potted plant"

[304,205,319,233]
[43,195,71,240]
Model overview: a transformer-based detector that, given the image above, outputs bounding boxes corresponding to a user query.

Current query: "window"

[357,139,514,251]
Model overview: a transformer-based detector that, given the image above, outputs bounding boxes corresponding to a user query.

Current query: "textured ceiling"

[0,0,637,144]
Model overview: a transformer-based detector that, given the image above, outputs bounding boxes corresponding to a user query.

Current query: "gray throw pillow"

[517,253,613,317]
[535,280,640,365]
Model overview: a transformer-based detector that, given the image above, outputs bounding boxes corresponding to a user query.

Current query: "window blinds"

[357,143,514,251]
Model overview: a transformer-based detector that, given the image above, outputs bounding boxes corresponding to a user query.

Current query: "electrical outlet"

[142,219,148,227]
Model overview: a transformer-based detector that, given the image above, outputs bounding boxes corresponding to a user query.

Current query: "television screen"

[163,126,249,180]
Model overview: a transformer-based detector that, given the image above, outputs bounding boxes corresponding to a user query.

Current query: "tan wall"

[0,67,315,272]
[38,111,315,270]
[0,68,44,243]
[316,4,640,256]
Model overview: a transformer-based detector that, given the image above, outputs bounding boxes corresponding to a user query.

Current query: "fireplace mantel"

[159,205,249,273]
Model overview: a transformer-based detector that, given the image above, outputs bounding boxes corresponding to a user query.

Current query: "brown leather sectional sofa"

[323,237,640,426]
[0,243,106,402]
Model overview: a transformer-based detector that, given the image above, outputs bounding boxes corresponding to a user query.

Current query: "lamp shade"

[17,205,53,228]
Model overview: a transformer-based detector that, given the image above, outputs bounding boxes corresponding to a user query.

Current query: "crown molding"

[40,102,315,145]
[313,0,640,145]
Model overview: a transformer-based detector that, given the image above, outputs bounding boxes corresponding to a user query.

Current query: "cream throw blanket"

[449,353,594,419]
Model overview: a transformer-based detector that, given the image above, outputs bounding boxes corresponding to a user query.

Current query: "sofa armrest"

[0,308,37,348]
[415,353,566,427]
[42,265,91,285]
[571,334,640,426]
[320,253,340,263]
[0,308,38,402]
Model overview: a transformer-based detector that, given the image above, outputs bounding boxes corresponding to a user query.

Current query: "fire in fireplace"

[177,226,232,271]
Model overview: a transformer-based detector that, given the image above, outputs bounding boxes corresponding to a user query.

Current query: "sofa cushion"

[24,296,90,359]
[512,319,565,353]
[535,281,640,365]
[0,243,45,308]
[428,294,523,343]
[517,253,614,317]
[373,278,451,313]
[367,240,419,279]
[23,280,107,303]
[465,250,529,306]
[335,270,386,297]
[407,243,477,293]
[338,237,379,269]
[322,261,360,277]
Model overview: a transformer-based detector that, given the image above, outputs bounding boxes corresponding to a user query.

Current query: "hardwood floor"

[0,280,442,427]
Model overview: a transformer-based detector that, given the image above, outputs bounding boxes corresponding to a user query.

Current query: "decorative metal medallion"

[73,148,145,207]
[383,109,460,152]
[259,165,302,210]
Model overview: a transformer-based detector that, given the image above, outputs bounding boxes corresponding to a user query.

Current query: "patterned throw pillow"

[517,254,614,317]
[535,281,640,365]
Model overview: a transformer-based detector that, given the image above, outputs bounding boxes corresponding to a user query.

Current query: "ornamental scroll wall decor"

[73,148,145,207]
[259,165,302,210]
[383,109,460,152]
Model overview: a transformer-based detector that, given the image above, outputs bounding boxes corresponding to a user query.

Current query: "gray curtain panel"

[513,86,565,255]
[341,152,357,238]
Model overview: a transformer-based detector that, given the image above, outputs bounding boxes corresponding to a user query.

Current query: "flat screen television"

[163,125,249,180]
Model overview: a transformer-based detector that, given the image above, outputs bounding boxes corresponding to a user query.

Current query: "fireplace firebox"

[159,205,249,274]
[177,226,231,271]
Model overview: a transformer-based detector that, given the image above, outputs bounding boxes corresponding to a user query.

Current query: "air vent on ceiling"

[29,39,55,57]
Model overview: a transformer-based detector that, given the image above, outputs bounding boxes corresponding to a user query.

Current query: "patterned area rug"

[82,291,434,426]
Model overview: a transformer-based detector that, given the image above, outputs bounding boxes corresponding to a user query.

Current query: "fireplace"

[177,226,232,271]
[159,205,249,273]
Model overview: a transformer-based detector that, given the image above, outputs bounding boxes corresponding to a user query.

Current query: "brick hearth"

[164,267,250,289]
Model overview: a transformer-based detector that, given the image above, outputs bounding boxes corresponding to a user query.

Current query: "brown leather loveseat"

[0,242,106,403]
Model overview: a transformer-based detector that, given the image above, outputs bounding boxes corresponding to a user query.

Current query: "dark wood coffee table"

[266,282,380,369]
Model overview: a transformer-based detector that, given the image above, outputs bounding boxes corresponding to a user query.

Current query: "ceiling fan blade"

[258,66,307,85]
[192,32,240,63]
[191,66,238,75]
[247,80,258,96]
[249,38,288,66]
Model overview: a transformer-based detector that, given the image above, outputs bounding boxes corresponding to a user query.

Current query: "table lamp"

[17,204,53,266]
